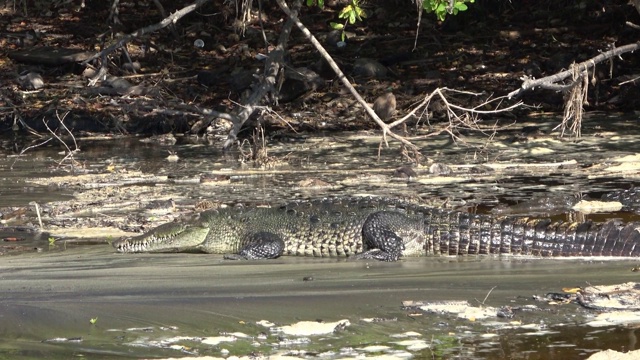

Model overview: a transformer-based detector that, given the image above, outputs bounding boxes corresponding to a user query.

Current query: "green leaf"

[330,22,344,30]
[339,5,353,19]
[349,11,356,24]
[423,0,437,12]
[455,3,468,11]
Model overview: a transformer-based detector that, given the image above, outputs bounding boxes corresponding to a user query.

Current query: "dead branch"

[274,0,419,151]
[555,65,588,137]
[504,41,640,137]
[107,0,121,24]
[507,41,640,99]
[83,0,212,66]
[389,88,523,143]
[221,0,301,149]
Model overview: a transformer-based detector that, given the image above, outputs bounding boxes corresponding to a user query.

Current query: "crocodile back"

[199,198,430,257]
[140,197,640,258]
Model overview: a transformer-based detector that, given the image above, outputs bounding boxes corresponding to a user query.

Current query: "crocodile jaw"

[114,222,211,253]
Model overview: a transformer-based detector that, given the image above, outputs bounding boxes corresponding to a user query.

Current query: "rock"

[373,92,396,121]
[17,72,44,90]
[278,67,324,102]
[353,58,387,79]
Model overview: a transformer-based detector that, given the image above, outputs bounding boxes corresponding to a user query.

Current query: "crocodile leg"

[222,232,286,260]
[353,211,417,261]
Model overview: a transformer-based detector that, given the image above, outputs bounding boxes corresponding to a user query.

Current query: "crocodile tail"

[425,210,640,256]
[529,219,640,256]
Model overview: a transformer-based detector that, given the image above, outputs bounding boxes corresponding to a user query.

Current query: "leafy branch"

[423,0,475,21]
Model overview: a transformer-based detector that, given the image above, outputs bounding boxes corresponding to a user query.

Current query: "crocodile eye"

[309,215,321,223]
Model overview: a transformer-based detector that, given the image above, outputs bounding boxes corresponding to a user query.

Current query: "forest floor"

[0,0,639,148]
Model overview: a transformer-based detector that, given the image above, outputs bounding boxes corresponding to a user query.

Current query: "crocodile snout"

[113,238,144,253]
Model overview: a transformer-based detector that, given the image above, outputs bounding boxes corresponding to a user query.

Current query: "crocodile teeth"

[116,239,150,253]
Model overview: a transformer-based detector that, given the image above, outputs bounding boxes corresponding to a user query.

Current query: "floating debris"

[275,319,350,336]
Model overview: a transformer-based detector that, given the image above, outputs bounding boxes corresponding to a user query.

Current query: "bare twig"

[29,201,43,230]
[389,88,524,144]
[42,111,81,168]
[83,0,212,66]
[107,0,122,24]
[480,286,497,305]
[505,42,640,137]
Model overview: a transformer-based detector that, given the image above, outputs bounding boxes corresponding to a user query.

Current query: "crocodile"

[112,197,640,261]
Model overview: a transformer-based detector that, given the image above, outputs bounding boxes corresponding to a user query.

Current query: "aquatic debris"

[390,331,422,338]
[362,317,398,323]
[587,349,640,360]
[256,319,275,327]
[392,339,431,351]
[572,200,622,213]
[274,319,350,336]
[403,300,498,320]
[576,282,640,311]
[586,311,640,327]
[42,337,82,343]
[201,336,238,345]
[360,345,390,352]
[542,282,640,312]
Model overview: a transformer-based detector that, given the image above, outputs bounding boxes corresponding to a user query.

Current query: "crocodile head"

[113,221,211,253]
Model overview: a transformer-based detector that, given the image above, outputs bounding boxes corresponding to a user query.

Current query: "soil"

[1,1,639,143]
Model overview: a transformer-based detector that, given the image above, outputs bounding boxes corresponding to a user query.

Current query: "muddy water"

[1,115,640,359]
[2,247,640,359]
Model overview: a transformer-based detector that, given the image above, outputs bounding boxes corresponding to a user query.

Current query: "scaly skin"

[114,221,210,253]
[112,197,640,261]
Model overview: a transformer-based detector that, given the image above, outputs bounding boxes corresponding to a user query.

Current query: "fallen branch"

[274,0,418,151]
[507,41,640,99]
[505,41,640,137]
[82,0,212,66]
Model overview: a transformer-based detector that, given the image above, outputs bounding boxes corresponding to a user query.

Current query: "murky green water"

[2,115,640,358]
[1,246,639,359]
